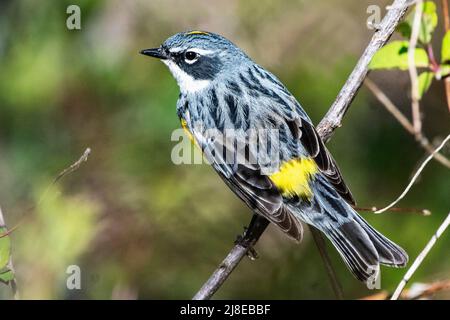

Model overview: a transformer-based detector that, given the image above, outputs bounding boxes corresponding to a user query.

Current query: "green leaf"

[0,227,11,270]
[396,1,438,44]
[369,41,429,70]
[418,71,434,99]
[0,268,15,284]
[419,1,438,44]
[442,31,450,63]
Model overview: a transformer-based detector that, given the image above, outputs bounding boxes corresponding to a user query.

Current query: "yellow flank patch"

[269,158,318,199]
[186,30,209,36]
[181,119,195,143]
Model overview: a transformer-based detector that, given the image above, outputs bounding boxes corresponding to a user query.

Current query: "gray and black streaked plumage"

[141,30,408,282]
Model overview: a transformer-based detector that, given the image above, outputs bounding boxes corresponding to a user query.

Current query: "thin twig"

[309,226,344,299]
[365,78,415,133]
[375,134,450,214]
[0,148,92,300]
[54,148,91,184]
[193,0,412,300]
[416,135,450,168]
[408,0,423,136]
[365,78,450,168]
[0,147,92,239]
[36,147,92,210]
[353,205,431,216]
[0,224,20,239]
[391,212,450,300]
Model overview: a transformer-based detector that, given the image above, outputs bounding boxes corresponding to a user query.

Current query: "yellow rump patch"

[186,30,209,36]
[269,158,318,199]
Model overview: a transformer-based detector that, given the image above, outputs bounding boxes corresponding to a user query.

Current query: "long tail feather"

[288,174,408,282]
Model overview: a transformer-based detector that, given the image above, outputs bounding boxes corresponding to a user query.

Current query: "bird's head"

[140,31,249,93]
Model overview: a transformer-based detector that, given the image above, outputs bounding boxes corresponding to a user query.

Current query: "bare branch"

[391,212,450,300]
[0,148,92,299]
[193,0,412,300]
[0,147,92,239]
[54,147,91,184]
[375,134,450,214]
[40,147,92,207]
[193,214,269,300]
[316,0,411,142]
[193,246,250,300]
[353,205,431,216]
[417,136,450,168]
[365,78,415,134]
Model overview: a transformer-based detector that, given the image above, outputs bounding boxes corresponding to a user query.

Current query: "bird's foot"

[235,226,259,260]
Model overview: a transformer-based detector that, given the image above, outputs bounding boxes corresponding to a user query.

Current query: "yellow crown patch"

[186,30,209,36]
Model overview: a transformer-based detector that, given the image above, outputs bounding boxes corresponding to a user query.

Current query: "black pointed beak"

[140,47,168,60]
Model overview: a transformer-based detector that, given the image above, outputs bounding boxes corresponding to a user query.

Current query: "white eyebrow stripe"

[169,47,183,53]
[168,47,214,55]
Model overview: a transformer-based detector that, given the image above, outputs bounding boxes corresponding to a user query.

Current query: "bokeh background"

[0,0,449,299]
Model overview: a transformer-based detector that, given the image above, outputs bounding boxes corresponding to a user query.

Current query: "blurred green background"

[0,0,449,299]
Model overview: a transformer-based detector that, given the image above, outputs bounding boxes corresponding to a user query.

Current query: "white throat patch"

[162,60,211,93]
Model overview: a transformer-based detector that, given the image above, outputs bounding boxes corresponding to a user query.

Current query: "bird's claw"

[246,247,259,260]
[234,226,259,260]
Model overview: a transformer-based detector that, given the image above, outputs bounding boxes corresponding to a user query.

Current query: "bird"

[140,30,408,282]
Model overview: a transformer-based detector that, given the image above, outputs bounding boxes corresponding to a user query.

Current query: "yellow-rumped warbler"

[140,30,408,281]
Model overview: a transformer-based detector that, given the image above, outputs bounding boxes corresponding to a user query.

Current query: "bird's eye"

[184,51,199,63]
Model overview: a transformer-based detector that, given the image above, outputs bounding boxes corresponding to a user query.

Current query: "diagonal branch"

[0,147,92,240]
[375,134,450,214]
[193,214,269,300]
[364,78,450,169]
[316,0,411,142]
[391,212,450,300]
[193,0,412,300]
